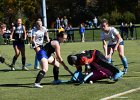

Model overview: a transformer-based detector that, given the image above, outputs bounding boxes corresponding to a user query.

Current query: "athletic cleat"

[123,68,128,74]
[34,67,40,70]
[34,83,43,88]
[11,67,15,71]
[9,64,15,71]
[113,71,124,81]
[22,67,29,71]
[52,80,62,85]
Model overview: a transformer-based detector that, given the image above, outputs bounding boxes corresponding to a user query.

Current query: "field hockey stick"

[79,72,94,84]
[66,67,80,82]
[0,52,32,69]
[10,39,25,41]
[10,39,15,41]
[3,61,10,67]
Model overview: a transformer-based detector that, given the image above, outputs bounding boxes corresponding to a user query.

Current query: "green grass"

[0,40,140,100]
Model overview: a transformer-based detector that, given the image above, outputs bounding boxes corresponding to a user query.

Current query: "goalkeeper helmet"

[67,55,77,66]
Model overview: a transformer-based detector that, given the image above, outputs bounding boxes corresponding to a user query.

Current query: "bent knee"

[119,54,125,58]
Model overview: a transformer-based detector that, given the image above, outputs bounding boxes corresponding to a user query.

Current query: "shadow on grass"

[0,81,75,88]
[122,75,140,79]
[15,74,72,79]
[0,83,34,88]
[114,61,135,66]
[0,82,54,88]
[0,69,33,72]
[95,80,116,84]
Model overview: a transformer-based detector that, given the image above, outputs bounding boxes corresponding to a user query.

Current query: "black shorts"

[108,41,124,48]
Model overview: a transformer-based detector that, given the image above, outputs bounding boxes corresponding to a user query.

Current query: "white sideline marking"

[100,87,140,100]
[132,71,140,73]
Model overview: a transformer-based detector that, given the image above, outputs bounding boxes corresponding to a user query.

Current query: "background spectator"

[119,22,125,40]
[124,23,129,40]
[55,17,61,29]
[93,16,98,28]
[66,24,74,42]
[129,22,135,40]
[63,16,68,29]
[79,24,85,42]
[57,25,65,33]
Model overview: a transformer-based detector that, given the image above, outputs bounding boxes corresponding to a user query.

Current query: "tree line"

[0,0,139,28]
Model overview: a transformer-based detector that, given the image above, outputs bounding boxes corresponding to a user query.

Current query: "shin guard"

[53,66,59,80]
[35,70,45,83]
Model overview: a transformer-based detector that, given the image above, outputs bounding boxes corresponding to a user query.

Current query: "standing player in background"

[32,19,50,70]
[100,19,128,74]
[129,22,135,40]
[27,27,33,45]
[10,18,28,71]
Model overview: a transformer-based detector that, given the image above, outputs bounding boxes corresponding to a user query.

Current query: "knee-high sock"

[53,66,59,80]
[108,58,112,64]
[35,70,45,83]
[12,56,17,65]
[121,56,128,68]
[22,57,26,66]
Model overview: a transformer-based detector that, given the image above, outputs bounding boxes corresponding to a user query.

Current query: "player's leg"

[87,70,107,82]
[34,50,48,88]
[34,58,48,88]
[82,33,85,42]
[95,50,119,76]
[48,56,61,84]
[118,44,128,74]
[107,46,114,63]
[20,45,28,71]
[92,62,123,81]
[34,54,40,70]
[91,62,114,77]
[10,45,20,70]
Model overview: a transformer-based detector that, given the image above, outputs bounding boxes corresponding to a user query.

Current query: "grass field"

[0,40,140,100]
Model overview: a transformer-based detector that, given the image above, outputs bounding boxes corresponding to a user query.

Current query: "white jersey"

[100,27,123,45]
[27,29,32,37]
[32,26,48,46]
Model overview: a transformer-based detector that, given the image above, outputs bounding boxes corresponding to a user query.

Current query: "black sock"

[53,66,59,80]
[22,57,26,67]
[35,70,45,83]
[12,56,17,65]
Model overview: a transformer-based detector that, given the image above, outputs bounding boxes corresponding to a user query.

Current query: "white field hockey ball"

[89,81,93,84]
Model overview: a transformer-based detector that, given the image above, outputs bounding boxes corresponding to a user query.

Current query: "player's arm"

[45,30,50,42]
[114,33,122,51]
[23,25,27,40]
[102,39,108,57]
[10,27,14,39]
[52,41,70,71]
[31,34,39,49]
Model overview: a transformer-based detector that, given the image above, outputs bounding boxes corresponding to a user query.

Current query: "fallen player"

[67,49,124,83]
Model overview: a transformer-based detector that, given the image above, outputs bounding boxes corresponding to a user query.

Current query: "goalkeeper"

[67,49,124,83]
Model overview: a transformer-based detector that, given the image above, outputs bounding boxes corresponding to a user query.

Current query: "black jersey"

[43,39,59,57]
[13,25,24,40]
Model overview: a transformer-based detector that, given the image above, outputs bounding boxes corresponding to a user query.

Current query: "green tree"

[123,11,136,23]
